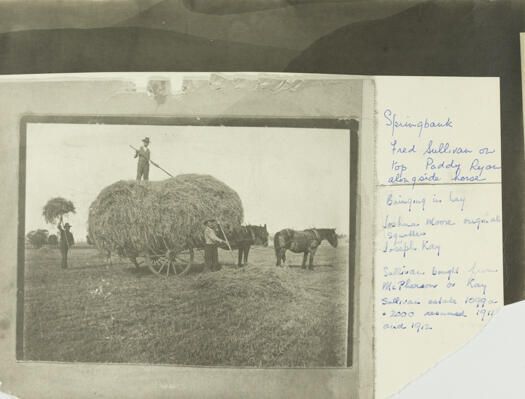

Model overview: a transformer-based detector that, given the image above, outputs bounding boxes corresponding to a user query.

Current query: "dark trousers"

[204,244,220,271]
[136,163,149,181]
[60,247,68,269]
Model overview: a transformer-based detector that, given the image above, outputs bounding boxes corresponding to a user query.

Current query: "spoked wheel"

[147,255,174,277]
[173,248,195,276]
[146,249,194,277]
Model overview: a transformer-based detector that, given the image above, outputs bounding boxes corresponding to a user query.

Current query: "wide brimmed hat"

[203,219,216,225]
[142,137,150,144]
[64,223,72,228]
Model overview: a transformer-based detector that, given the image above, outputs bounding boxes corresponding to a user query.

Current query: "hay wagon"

[88,174,243,277]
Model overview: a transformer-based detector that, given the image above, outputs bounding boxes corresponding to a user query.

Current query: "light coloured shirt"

[135,146,151,164]
[204,226,223,245]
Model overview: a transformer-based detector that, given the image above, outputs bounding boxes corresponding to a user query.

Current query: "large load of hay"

[88,174,243,259]
[42,197,75,224]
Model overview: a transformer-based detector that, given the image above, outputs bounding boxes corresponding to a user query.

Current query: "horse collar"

[312,229,321,242]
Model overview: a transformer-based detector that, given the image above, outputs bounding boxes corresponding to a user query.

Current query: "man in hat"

[204,219,226,271]
[57,220,74,269]
[135,137,151,181]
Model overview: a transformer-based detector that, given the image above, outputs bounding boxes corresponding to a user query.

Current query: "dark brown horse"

[274,228,338,269]
[218,224,269,267]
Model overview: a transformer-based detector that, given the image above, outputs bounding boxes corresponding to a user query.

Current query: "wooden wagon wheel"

[173,248,195,276]
[147,255,174,277]
[146,248,195,277]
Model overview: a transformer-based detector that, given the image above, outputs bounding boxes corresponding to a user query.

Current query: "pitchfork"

[216,220,237,267]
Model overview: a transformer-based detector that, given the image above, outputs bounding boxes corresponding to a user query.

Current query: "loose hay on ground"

[190,267,296,300]
[23,246,349,366]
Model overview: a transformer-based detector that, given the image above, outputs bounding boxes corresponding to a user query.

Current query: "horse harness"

[247,226,256,243]
[242,226,255,243]
[309,229,321,244]
[288,228,321,252]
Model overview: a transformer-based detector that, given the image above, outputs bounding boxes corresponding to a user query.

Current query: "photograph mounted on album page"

[0,72,373,399]
[0,72,502,399]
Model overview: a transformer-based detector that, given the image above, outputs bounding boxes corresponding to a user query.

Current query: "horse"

[218,224,269,267]
[274,228,338,269]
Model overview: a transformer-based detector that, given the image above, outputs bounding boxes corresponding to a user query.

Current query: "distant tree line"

[26,229,59,249]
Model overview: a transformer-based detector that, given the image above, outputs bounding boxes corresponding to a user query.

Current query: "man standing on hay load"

[204,219,226,271]
[134,137,151,181]
[57,220,74,269]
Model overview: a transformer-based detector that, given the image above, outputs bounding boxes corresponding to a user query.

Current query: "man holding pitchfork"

[134,137,151,181]
[57,218,74,269]
[203,219,227,272]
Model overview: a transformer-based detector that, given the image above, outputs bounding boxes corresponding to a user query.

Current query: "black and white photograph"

[18,116,358,368]
[0,0,524,397]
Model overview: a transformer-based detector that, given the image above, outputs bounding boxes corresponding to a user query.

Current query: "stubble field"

[22,243,350,367]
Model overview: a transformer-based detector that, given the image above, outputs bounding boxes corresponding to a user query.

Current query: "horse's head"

[326,229,338,248]
[248,224,269,247]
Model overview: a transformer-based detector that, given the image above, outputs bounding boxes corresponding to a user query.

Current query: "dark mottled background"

[0,0,523,304]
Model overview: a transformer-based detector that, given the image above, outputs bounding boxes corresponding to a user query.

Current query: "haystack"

[88,174,243,260]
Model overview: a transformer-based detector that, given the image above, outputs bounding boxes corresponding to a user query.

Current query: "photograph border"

[17,114,359,368]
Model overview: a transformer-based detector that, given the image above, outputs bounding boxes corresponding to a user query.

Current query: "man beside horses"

[203,219,226,271]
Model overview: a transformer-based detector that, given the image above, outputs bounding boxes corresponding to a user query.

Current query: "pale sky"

[25,123,350,241]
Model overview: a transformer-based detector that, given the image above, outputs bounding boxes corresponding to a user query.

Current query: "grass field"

[22,243,350,367]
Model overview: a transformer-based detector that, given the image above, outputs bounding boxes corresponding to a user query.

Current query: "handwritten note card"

[374,77,503,398]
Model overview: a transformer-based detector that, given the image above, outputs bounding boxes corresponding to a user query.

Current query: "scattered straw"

[190,267,295,300]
